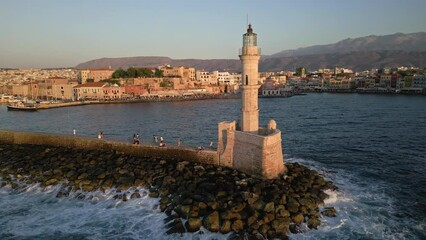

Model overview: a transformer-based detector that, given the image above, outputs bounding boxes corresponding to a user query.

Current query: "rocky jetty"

[0,143,337,239]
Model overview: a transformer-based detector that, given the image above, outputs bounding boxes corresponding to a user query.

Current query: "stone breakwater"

[0,143,337,239]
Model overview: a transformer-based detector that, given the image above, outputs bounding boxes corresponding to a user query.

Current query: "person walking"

[73,128,76,136]
[177,137,181,146]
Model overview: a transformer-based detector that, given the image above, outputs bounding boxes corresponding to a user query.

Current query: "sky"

[0,0,425,68]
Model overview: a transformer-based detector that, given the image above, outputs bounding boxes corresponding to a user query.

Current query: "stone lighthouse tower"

[217,24,286,179]
[240,24,261,133]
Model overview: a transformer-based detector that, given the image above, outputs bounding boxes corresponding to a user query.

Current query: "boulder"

[322,207,337,217]
[231,219,244,233]
[271,218,290,234]
[292,213,304,224]
[175,205,191,219]
[202,211,220,232]
[231,202,246,213]
[77,173,88,180]
[264,202,275,213]
[45,178,58,186]
[185,218,202,232]
[130,192,141,199]
[307,217,321,229]
[220,220,232,234]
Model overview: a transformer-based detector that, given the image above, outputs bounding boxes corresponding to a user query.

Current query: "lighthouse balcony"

[239,47,261,56]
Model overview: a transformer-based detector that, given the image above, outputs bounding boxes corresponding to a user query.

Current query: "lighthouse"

[217,24,286,179]
[239,24,261,133]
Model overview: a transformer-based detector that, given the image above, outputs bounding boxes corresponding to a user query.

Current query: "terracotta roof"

[73,82,107,88]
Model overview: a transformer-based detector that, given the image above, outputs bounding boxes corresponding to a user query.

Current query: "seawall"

[0,129,338,238]
[0,130,218,165]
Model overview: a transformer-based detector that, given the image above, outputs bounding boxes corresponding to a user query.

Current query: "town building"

[73,82,108,100]
[78,68,114,84]
[160,66,195,81]
[413,75,426,89]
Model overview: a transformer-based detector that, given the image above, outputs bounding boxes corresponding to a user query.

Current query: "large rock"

[322,207,337,217]
[231,219,244,233]
[292,213,304,224]
[185,218,202,232]
[264,202,275,213]
[307,217,321,229]
[203,211,220,232]
[271,218,290,234]
[220,220,232,234]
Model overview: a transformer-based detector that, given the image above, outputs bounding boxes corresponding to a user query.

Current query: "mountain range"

[76,32,426,72]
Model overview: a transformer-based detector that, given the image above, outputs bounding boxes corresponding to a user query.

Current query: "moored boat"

[7,100,38,111]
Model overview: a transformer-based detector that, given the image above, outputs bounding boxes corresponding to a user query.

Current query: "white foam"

[324,189,352,205]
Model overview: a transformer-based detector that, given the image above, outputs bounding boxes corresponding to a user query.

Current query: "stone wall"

[217,121,236,167]
[233,131,264,176]
[261,129,287,178]
[217,125,286,179]
[0,130,218,165]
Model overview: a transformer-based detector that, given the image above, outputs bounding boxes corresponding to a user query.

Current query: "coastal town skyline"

[1,0,426,68]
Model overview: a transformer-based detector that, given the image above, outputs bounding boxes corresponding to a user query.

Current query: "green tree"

[127,67,137,78]
[112,68,127,78]
[86,79,94,83]
[295,67,306,76]
[154,69,163,77]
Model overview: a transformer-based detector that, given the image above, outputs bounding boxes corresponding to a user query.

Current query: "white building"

[413,75,426,89]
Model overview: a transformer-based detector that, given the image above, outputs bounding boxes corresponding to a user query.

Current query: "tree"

[127,67,137,78]
[295,67,306,76]
[154,69,163,77]
[86,79,94,83]
[112,68,127,78]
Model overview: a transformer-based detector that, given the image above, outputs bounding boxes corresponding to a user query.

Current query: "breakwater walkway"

[0,130,337,238]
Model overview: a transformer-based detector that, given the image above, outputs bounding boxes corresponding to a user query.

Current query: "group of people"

[89,130,214,150]
[153,135,166,147]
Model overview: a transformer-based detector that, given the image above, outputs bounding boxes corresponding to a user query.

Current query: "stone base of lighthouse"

[217,120,287,179]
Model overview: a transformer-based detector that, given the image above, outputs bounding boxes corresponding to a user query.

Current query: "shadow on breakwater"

[0,130,338,239]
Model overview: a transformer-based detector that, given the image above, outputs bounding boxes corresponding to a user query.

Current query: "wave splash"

[286,156,424,240]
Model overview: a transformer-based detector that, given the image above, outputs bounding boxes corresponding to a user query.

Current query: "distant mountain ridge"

[76,32,426,72]
[269,32,426,58]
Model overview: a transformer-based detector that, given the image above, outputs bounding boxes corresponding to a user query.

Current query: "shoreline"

[0,141,337,238]
[3,90,425,110]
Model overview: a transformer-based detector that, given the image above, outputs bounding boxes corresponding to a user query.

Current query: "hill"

[76,32,426,72]
[269,32,426,58]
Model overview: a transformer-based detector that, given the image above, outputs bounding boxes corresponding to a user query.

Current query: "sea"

[0,93,425,240]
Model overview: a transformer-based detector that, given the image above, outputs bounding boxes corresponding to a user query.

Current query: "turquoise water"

[0,93,425,239]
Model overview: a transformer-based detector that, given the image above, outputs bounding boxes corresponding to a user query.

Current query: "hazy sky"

[1,0,425,68]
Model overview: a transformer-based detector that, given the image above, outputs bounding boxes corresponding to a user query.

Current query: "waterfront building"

[195,70,213,85]
[37,77,71,100]
[160,66,195,81]
[78,68,114,84]
[51,81,78,100]
[211,71,233,84]
[217,24,286,179]
[73,82,107,100]
[261,78,281,96]
[103,84,123,99]
[413,74,426,89]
